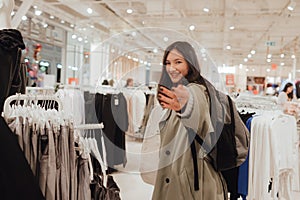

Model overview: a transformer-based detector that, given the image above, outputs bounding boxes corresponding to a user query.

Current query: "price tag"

[114,98,119,106]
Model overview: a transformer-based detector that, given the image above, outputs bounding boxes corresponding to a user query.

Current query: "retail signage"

[225,74,235,86]
[265,41,276,46]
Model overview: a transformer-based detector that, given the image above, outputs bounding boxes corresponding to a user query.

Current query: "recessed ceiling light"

[267,58,271,62]
[246,68,249,72]
[281,62,285,66]
[131,31,137,37]
[60,20,65,24]
[33,5,38,9]
[189,25,196,31]
[244,58,248,62]
[11,11,15,16]
[252,69,255,72]
[78,37,83,42]
[50,15,55,19]
[226,45,231,50]
[70,24,74,28]
[280,53,285,58]
[87,8,93,14]
[90,25,95,28]
[251,50,256,54]
[84,40,88,44]
[266,69,271,72]
[21,16,27,21]
[203,8,210,12]
[35,10,42,16]
[229,26,235,30]
[247,54,252,58]
[288,1,296,11]
[71,34,77,39]
[43,23,48,28]
[163,36,169,42]
[239,64,243,69]
[127,8,133,14]
[291,54,296,59]
[153,48,158,53]
[203,57,207,61]
[83,28,86,31]
[267,54,272,58]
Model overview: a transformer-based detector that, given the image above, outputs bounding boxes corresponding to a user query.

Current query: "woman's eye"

[175,61,182,64]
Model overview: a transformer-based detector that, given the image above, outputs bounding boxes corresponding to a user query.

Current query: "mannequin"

[0,0,14,29]
[0,1,43,199]
[0,0,26,112]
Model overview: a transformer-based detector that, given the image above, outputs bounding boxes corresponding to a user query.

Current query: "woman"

[152,41,227,200]
[277,82,296,105]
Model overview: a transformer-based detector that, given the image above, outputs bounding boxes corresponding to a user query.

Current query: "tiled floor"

[112,137,300,200]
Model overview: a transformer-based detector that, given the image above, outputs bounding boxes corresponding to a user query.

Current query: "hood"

[0,29,25,51]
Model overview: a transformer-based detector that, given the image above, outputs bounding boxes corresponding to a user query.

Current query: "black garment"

[95,93,128,169]
[0,117,44,200]
[0,29,26,112]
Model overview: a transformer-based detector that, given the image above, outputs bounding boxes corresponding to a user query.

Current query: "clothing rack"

[74,122,108,187]
[74,123,104,130]
[2,93,63,119]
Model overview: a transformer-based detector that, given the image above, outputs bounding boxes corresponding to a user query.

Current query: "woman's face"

[165,49,189,83]
[287,86,293,94]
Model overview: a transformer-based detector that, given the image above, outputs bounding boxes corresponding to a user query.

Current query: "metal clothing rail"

[74,123,104,130]
[2,93,63,119]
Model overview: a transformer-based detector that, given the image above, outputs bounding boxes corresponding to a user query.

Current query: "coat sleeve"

[179,84,214,139]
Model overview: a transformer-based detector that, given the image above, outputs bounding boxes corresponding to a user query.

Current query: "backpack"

[193,79,250,171]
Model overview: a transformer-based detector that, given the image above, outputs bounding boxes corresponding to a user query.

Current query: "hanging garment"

[0,29,26,112]
[95,93,128,168]
[0,117,45,200]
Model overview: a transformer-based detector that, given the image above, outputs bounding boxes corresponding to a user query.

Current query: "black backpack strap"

[227,95,235,131]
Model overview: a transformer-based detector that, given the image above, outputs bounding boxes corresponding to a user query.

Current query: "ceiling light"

[226,45,231,50]
[78,37,83,42]
[71,34,77,39]
[189,25,196,31]
[267,54,272,58]
[90,25,95,28]
[163,36,169,42]
[281,62,285,66]
[160,63,163,66]
[266,69,271,72]
[203,8,210,12]
[251,50,256,54]
[131,31,137,37]
[246,68,249,72]
[252,69,255,72]
[202,53,206,57]
[153,48,158,53]
[11,11,15,16]
[288,1,296,11]
[203,57,207,61]
[35,10,42,16]
[21,16,27,21]
[229,26,235,30]
[87,8,93,14]
[127,8,133,14]
[267,58,271,62]
[33,5,38,9]
[60,20,65,24]
[291,54,296,59]
[280,53,285,58]
[50,15,55,19]
[247,54,252,58]
[200,48,206,53]
[70,24,74,28]
[43,23,48,28]
[84,40,88,44]
[244,58,248,62]
[239,64,243,69]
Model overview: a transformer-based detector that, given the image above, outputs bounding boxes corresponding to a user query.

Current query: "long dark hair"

[283,82,294,100]
[158,41,205,89]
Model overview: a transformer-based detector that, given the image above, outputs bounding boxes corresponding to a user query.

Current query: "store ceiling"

[15,0,300,71]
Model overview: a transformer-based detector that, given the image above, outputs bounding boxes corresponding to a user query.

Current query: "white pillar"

[90,42,110,86]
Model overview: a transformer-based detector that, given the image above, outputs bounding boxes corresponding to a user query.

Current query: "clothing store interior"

[1,0,300,199]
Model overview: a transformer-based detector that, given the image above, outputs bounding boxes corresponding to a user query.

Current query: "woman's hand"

[158,85,189,111]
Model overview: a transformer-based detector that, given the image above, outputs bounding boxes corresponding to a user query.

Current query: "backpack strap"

[227,95,235,131]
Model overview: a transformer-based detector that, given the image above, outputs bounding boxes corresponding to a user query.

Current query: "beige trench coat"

[152,84,227,200]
